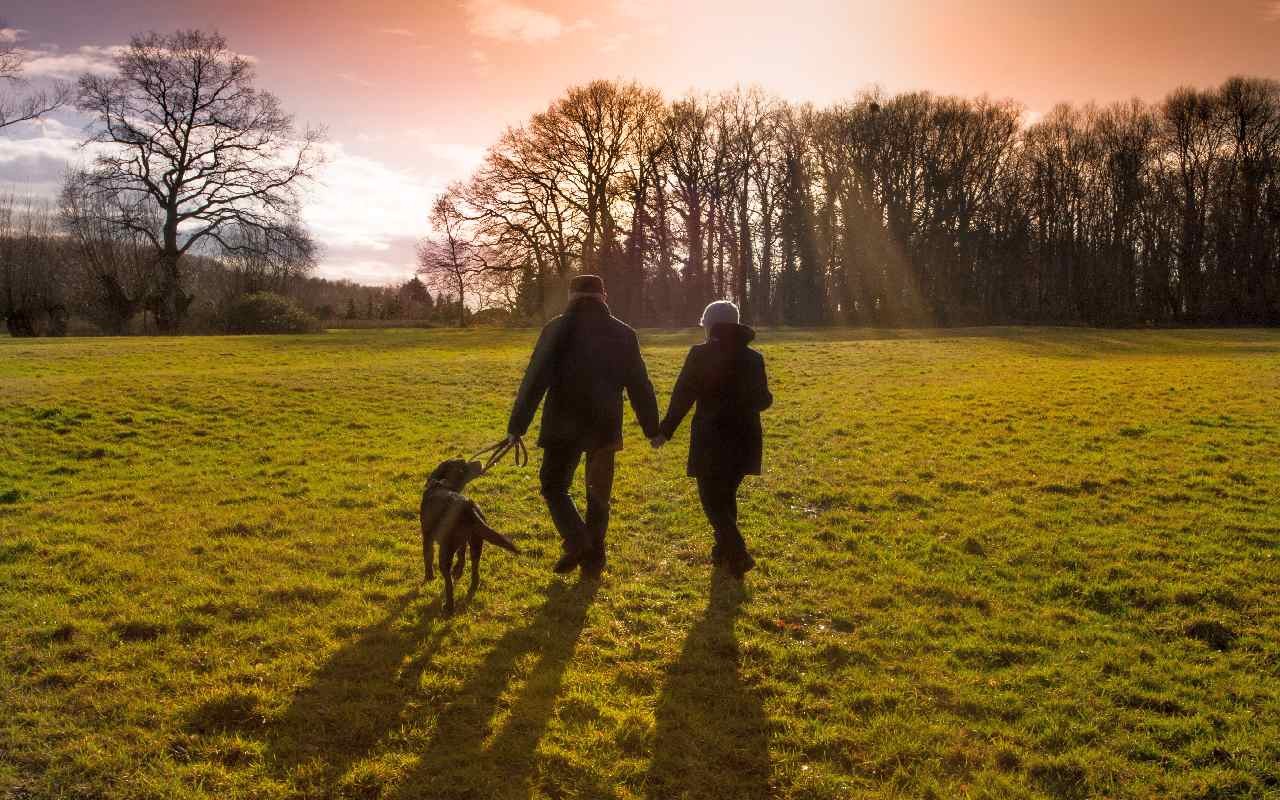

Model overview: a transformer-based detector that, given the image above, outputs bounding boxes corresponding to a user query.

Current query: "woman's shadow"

[646,571,772,799]
[264,579,599,798]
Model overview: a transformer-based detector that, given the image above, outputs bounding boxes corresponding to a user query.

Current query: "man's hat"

[569,274,605,295]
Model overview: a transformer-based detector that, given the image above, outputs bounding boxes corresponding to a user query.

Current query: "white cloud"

[336,72,375,88]
[423,142,485,171]
[0,116,106,197]
[400,127,487,172]
[464,0,566,43]
[302,141,440,254]
[18,45,124,78]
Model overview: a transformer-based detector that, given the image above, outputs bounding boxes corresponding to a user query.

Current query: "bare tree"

[75,30,324,332]
[0,194,69,336]
[0,25,70,130]
[418,190,487,328]
[219,220,318,298]
[60,170,160,334]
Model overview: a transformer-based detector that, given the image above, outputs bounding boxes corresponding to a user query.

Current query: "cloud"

[464,0,566,43]
[1266,1,1280,20]
[302,140,440,255]
[1,28,28,44]
[17,45,125,78]
[297,140,451,282]
[336,72,376,88]
[598,33,630,54]
[375,27,417,37]
[0,116,104,197]
[311,245,421,285]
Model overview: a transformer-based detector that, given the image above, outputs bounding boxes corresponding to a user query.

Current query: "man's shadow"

[388,577,601,799]
[646,571,772,800]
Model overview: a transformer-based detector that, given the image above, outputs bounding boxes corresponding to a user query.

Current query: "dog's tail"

[472,510,519,554]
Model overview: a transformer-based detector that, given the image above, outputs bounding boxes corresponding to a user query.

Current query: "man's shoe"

[580,551,606,578]
[727,551,756,579]
[553,547,585,574]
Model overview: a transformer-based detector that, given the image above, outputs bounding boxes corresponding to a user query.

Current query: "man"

[506,275,663,576]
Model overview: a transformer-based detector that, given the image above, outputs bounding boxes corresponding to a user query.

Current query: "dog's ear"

[428,461,452,483]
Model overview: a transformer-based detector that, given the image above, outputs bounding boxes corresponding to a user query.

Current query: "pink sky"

[3,0,1280,283]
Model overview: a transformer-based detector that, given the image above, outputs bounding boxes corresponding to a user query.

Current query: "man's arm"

[623,330,661,439]
[507,321,559,438]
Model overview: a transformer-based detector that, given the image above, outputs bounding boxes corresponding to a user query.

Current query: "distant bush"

[221,292,321,334]
[323,318,440,330]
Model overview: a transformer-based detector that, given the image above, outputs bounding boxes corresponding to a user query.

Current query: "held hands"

[649,434,668,449]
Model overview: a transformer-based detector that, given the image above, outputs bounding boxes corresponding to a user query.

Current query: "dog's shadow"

[266,579,600,798]
[645,570,772,799]
[387,577,602,799]
[264,590,449,792]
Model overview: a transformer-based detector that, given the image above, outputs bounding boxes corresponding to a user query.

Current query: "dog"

[420,458,519,613]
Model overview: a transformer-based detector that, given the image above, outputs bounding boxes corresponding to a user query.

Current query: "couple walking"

[505,274,772,580]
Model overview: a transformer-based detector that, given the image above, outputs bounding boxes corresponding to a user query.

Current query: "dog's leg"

[468,535,483,597]
[422,517,435,581]
[439,542,455,614]
[452,545,466,580]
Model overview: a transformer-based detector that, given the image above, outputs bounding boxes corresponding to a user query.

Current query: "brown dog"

[420,458,519,613]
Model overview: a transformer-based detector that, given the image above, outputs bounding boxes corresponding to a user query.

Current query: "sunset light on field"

[5,2,1280,796]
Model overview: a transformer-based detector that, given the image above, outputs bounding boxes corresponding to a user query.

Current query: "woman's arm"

[754,354,773,412]
[659,348,699,438]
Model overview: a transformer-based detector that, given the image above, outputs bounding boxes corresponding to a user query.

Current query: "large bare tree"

[76,30,323,331]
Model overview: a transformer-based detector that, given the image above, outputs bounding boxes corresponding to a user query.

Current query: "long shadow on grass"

[387,577,601,800]
[265,580,598,797]
[263,590,450,792]
[645,571,771,799]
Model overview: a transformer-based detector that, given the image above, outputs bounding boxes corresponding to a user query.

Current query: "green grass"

[1,327,1278,800]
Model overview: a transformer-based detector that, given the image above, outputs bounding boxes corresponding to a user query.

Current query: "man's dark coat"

[659,322,773,477]
[508,296,660,450]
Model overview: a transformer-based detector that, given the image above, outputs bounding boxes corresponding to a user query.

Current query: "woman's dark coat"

[659,323,773,477]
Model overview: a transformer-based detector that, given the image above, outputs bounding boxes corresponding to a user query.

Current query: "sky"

[3,0,1280,285]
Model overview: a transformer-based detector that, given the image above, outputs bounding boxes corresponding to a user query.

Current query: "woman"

[658,300,772,578]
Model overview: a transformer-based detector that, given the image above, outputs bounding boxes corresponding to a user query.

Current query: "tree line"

[420,78,1280,327]
[0,190,465,335]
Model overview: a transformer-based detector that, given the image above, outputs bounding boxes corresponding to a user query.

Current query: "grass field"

[2,327,1278,800]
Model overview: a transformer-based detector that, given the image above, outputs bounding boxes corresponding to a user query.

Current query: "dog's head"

[427,458,484,492]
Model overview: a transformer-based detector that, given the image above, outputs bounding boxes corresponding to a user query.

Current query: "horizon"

[3,0,1280,285]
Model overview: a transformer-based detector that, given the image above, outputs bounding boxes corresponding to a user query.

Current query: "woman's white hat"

[700,300,740,328]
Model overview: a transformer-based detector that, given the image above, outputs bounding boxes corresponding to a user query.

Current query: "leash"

[469,437,528,475]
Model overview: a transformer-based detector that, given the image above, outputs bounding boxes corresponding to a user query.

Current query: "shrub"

[221,292,321,334]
